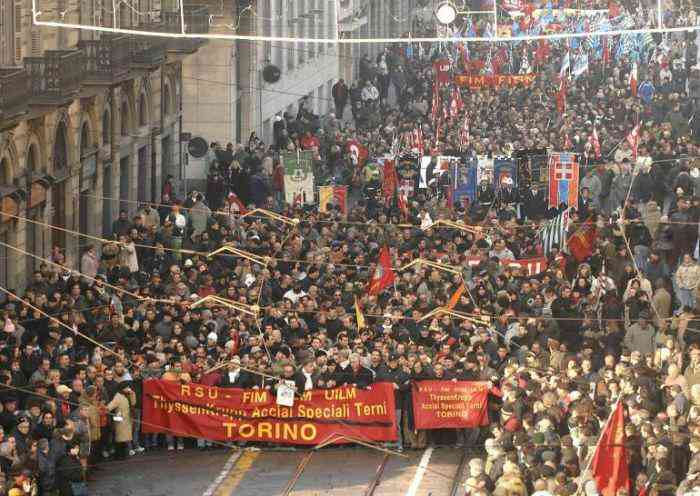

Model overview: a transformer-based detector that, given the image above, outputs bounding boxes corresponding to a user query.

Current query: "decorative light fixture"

[434,1,457,25]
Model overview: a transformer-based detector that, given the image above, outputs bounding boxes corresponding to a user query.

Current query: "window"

[26,144,37,176]
[30,29,41,56]
[163,85,171,116]
[80,122,91,158]
[0,158,10,187]
[120,100,129,136]
[14,0,21,63]
[26,144,44,276]
[263,0,271,63]
[119,3,129,29]
[138,93,148,127]
[79,0,94,40]
[317,0,325,55]
[53,122,68,171]
[57,0,67,48]
[298,0,305,66]
[0,0,15,66]
[102,111,111,145]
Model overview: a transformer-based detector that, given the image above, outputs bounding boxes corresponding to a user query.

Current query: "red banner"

[142,380,396,445]
[411,381,490,429]
[454,73,538,89]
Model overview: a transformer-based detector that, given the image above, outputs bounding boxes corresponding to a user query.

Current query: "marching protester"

[4,5,700,496]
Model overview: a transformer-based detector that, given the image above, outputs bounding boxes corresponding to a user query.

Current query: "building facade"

[181,0,418,164]
[0,0,208,290]
[249,0,340,146]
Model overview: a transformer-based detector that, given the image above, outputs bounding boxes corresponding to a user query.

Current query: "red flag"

[602,38,610,67]
[629,62,638,97]
[397,191,408,215]
[226,192,248,215]
[591,401,629,496]
[367,246,395,296]
[638,479,652,496]
[333,186,348,216]
[460,114,470,148]
[567,218,597,262]
[556,78,567,113]
[413,128,425,155]
[431,85,440,127]
[564,134,573,150]
[591,127,601,159]
[382,159,398,207]
[450,87,463,118]
[535,39,550,66]
[347,139,368,168]
[626,124,641,161]
[492,47,508,74]
[433,57,451,87]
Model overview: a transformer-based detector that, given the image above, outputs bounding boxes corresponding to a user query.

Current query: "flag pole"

[576,396,623,495]
[604,135,628,159]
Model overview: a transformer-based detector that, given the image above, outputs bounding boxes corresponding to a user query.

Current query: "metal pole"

[493,0,498,40]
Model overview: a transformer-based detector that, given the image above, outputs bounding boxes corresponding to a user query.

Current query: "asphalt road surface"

[89,446,475,496]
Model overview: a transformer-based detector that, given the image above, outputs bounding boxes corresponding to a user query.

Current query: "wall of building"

[242,0,340,145]
[0,0,193,291]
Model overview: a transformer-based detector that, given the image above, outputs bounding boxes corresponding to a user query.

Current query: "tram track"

[281,449,392,496]
[448,450,469,496]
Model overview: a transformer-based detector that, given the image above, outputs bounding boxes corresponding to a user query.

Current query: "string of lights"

[31,0,700,45]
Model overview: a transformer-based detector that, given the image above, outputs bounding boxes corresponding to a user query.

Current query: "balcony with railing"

[24,50,85,106]
[129,28,167,68]
[0,68,29,123]
[162,6,210,53]
[78,34,131,85]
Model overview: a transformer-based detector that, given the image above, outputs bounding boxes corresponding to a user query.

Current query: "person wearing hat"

[105,382,135,460]
[54,385,73,428]
[10,415,32,458]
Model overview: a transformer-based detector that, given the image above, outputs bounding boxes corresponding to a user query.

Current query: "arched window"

[80,122,91,159]
[53,121,68,171]
[26,144,37,176]
[138,93,148,127]
[163,84,171,116]
[120,100,129,136]
[0,158,10,186]
[119,3,129,28]
[102,111,111,145]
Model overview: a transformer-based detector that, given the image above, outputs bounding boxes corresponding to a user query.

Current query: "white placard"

[276,380,296,407]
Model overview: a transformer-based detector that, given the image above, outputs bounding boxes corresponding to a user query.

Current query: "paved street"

[89,446,476,496]
[89,450,231,496]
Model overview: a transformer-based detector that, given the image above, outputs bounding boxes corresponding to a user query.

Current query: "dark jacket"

[55,453,84,496]
[344,365,374,389]
[375,364,411,410]
[217,369,250,389]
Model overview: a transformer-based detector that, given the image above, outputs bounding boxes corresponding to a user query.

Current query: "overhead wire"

[0,285,126,364]
[0,216,670,326]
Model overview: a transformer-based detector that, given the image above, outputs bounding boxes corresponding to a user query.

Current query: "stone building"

[0,0,208,290]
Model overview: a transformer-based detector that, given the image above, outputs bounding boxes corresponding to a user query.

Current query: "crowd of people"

[4,7,700,496]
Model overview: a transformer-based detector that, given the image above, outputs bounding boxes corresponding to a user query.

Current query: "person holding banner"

[375,354,410,451]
